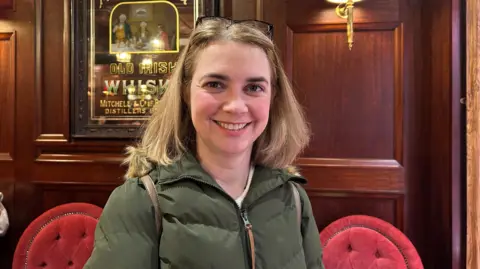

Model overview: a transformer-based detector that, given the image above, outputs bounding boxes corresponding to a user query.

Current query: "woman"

[84,17,324,269]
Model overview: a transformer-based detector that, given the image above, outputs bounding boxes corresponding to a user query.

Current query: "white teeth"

[216,121,248,131]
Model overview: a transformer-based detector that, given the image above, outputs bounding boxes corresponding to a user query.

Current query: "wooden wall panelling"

[34,0,69,144]
[0,30,15,269]
[0,0,37,266]
[287,0,399,25]
[0,32,15,178]
[298,159,404,191]
[287,21,406,227]
[231,0,256,20]
[288,23,402,160]
[307,190,404,230]
[452,0,465,265]
[466,0,479,266]
[262,0,433,265]
[32,182,117,211]
[0,0,14,10]
[420,0,463,266]
[395,0,428,262]
[32,0,128,182]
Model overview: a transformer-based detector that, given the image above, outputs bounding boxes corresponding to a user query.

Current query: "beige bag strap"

[140,175,162,234]
[289,181,302,228]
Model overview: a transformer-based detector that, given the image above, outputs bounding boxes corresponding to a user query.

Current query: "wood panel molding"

[0,153,12,161]
[466,0,480,266]
[0,32,15,163]
[296,158,404,192]
[35,134,68,143]
[297,157,401,168]
[34,0,70,144]
[298,163,404,192]
[33,181,119,189]
[307,189,404,230]
[35,153,123,164]
[255,0,263,20]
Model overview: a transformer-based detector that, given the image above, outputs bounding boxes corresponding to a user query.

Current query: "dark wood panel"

[0,0,37,267]
[34,182,117,210]
[0,0,14,9]
[421,0,463,266]
[297,158,404,192]
[232,0,257,19]
[308,190,404,231]
[33,162,126,183]
[35,0,70,141]
[14,182,116,222]
[286,0,399,26]
[290,27,400,160]
[0,32,15,165]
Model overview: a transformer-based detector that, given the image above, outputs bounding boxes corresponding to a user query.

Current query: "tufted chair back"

[13,203,102,269]
[320,215,423,269]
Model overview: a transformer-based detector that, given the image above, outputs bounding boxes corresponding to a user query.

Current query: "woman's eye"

[205,81,224,89]
[246,84,264,92]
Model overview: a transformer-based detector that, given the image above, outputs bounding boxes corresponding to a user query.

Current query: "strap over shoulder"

[140,175,162,234]
[140,175,301,235]
[289,181,302,228]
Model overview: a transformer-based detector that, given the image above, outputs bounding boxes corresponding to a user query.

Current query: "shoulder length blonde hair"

[124,19,310,178]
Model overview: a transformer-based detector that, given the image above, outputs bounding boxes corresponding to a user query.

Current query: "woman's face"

[190,40,272,158]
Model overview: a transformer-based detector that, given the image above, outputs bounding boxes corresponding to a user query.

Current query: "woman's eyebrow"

[200,73,269,85]
[200,73,229,81]
[246,77,269,85]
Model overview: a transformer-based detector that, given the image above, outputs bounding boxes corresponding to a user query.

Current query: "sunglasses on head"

[195,16,274,40]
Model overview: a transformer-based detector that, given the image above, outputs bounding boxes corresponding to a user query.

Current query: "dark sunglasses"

[195,16,274,40]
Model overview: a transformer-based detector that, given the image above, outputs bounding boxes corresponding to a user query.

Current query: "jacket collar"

[151,151,307,206]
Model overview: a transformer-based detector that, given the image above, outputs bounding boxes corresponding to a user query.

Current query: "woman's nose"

[222,90,248,114]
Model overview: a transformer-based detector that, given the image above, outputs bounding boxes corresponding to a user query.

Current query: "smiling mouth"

[213,120,251,131]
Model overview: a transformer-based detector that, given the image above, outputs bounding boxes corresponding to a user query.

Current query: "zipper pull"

[241,209,256,269]
[241,210,252,229]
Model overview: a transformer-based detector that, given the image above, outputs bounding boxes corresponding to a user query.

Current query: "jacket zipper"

[161,175,278,269]
[241,209,255,269]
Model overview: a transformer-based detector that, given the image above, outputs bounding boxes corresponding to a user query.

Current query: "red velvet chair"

[320,215,423,269]
[13,203,102,269]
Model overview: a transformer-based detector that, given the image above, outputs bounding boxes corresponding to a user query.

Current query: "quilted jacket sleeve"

[83,179,159,269]
[298,186,325,269]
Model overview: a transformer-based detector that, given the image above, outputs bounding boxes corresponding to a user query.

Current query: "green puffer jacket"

[84,153,324,269]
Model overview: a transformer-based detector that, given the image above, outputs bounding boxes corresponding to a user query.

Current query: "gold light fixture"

[328,0,361,50]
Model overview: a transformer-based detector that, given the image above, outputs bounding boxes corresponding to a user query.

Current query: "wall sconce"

[328,0,360,50]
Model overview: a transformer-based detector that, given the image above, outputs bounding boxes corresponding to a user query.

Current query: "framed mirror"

[71,0,219,138]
